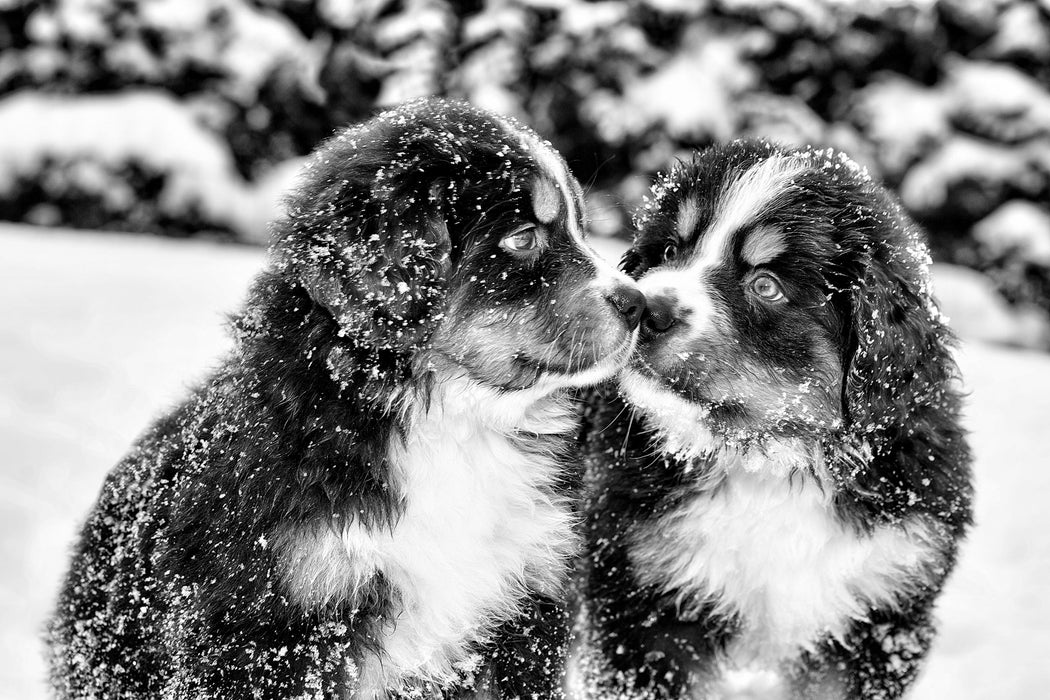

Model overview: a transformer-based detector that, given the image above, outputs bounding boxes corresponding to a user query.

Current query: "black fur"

[46,98,638,699]
[577,141,973,699]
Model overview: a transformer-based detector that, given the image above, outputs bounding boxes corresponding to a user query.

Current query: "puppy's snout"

[604,283,646,331]
[641,294,677,337]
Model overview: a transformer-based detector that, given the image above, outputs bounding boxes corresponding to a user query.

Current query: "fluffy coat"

[47,98,641,699]
[575,142,973,699]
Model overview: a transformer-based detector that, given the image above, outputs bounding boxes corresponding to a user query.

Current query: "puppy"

[47,98,645,700]
[575,141,973,699]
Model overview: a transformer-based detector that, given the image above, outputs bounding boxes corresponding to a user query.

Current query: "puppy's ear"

[839,229,956,446]
[275,162,453,357]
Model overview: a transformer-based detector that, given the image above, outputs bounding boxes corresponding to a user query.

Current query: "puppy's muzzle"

[640,292,677,339]
[604,283,646,331]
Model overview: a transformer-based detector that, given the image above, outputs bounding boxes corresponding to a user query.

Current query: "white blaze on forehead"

[634,155,808,346]
[692,155,808,271]
[741,226,789,267]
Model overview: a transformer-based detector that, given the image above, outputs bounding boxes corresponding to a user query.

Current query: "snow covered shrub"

[0,91,246,238]
[970,200,1050,318]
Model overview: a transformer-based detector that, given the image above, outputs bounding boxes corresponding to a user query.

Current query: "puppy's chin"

[428,329,638,408]
[618,367,720,460]
[533,331,639,392]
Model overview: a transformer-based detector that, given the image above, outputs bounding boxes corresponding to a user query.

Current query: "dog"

[46,98,645,700]
[574,141,973,699]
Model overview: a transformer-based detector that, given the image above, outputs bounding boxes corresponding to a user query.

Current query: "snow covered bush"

[0,0,1048,336]
[0,90,301,240]
[0,90,247,237]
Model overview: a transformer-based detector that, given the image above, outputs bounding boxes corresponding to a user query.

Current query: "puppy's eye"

[663,243,677,262]
[750,273,785,302]
[500,225,541,253]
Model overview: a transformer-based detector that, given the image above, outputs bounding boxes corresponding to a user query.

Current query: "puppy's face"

[620,143,896,450]
[429,118,643,393]
[278,99,641,398]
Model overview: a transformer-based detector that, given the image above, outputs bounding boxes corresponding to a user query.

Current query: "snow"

[852,76,950,177]
[28,0,309,102]
[945,59,1050,144]
[981,2,1050,63]
[899,135,1041,216]
[216,0,309,103]
[374,1,455,107]
[583,26,758,145]
[0,225,264,700]
[0,90,239,208]
[235,156,307,245]
[2,225,1049,699]
[911,341,1050,700]
[972,200,1050,267]
[933,263,1050,350]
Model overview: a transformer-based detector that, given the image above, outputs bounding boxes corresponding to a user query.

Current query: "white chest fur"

[281,380,579,695]
[627,459,944,667]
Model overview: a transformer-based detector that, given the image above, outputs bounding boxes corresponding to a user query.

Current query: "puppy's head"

[272,98,641,403]
[620,141,956,456]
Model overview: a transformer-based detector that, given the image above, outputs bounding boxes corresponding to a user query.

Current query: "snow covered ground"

[1,224,1048,699]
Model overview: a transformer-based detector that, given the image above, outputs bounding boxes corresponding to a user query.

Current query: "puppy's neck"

[279,366,582,692]
[410,369,580,439]
[682,436,824,492]
[356,369,579,690]
[629,403,823,487]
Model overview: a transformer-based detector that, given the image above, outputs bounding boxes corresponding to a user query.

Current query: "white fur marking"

[618,368,718,459]
[741,226,788,267]
[284,375,581,695]
[691,156,807,273]
[495,115,586,245]
[531,175,561,225]
[629,464,945,667]
[634,264,725,349]
[630,158,805,344]
[677,196,701,240]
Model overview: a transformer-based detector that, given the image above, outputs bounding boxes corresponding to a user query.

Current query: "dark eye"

[750,273,785,302]
[663,243,677,262]
[500,225,540,253]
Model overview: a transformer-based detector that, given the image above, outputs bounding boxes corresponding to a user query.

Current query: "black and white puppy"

[47,98,644,700]
[576,142,973,699]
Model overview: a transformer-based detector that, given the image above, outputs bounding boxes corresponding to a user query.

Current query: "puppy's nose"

[605,283,646,330]
[641,294,676,337]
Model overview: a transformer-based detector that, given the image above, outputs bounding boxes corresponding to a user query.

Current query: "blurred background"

[1,0,1049,344]
[2,1,1049,699]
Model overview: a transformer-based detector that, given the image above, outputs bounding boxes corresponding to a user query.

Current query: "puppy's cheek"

[705,356,843,436]
[745,337,844,433]
[555,286,634,354]
[635,317,732,388]
[429,309,543,389]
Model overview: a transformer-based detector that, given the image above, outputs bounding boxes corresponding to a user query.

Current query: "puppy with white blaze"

[46,98,645,700]
[575,141,972,699]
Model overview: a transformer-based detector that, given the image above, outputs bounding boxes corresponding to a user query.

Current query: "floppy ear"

[826,225,973,530]
[272,148,454,400]
[290,179,452,354]
[838,231,957,450]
